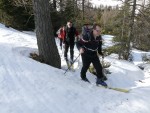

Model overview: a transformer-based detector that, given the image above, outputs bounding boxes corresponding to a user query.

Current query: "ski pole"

[64,54,80,75]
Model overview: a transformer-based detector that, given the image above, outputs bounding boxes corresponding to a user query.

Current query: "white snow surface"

[0,23,150,113]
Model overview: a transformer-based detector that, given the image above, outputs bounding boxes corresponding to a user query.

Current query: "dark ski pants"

[81,53,103,79]
[64,42,74,61]
[59,38,63,49]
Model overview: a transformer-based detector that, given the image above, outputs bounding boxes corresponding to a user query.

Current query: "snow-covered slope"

[0,23,150,113]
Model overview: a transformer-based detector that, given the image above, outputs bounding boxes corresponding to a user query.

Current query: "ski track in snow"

[0,24,150,113]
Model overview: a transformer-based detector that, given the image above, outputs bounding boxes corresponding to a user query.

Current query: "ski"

[64,60,75,75]
[66,60,75,72]
[70,64,75,72]
[64,54,80,74]
[97,85,130,93]
[66,60,70,69]
[81,79,130,93]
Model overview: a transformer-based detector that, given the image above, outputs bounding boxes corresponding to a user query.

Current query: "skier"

[64,21,79,67]
[76,24,107,87]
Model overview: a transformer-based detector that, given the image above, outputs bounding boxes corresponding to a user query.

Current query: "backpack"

[81,24,93,41]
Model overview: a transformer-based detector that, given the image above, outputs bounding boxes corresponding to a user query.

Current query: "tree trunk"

[53,0,57,10]
[60,0,63,12]
[32,0,61,68]
[127,0,136,60]
[82,0,85,21]
[119,10,126,59]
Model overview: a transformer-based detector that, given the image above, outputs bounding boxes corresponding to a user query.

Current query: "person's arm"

[76,33,90,54]
[74,28,79,43]
[98,35,104,57]
[76,35,83,50]
[75,30,79,36]
[63,30,67,44]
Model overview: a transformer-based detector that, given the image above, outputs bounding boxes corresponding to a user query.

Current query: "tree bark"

[59,0,63,12]
[32,0,61,68]
[82,0,85,21]
[53,0,57,10]
[127,0,136,59]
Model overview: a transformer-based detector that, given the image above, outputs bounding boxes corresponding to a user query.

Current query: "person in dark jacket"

[77,24,107,87]
[64,21,79,64]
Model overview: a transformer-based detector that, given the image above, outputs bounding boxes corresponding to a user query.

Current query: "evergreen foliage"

[0,0,149,55]
[0,0,34,30]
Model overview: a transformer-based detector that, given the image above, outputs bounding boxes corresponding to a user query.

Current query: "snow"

[90,0,122,7]
[102,35,115,48]
[0,23,150,113]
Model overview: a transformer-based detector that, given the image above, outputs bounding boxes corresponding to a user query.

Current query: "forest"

[0,0,150,68]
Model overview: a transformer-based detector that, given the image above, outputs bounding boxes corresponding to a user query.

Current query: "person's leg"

[60,38,63,49]
[81,54,91,79]
[92,56,107,86]
[92,56,103,79]
[64,42,69,61]
[70,43,75,63]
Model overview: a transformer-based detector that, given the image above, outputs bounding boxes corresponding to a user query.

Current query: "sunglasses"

[95,29,101,32]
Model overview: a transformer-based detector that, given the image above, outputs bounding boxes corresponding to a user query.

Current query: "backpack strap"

[83,46,98,51]
[87,32,91,41]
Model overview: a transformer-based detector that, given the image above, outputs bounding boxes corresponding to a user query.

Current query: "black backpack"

[81,24,93,41]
